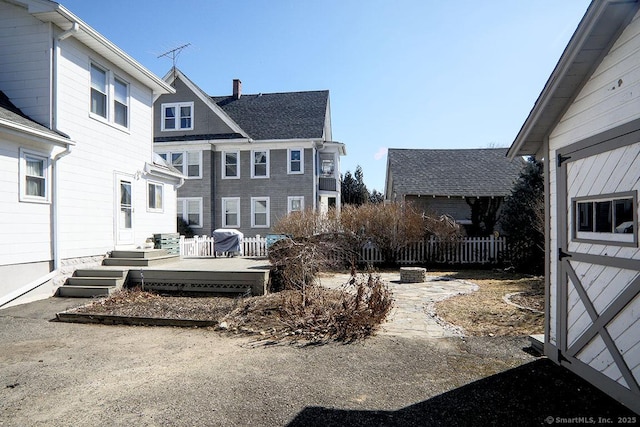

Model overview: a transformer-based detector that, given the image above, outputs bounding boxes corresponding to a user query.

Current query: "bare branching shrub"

[276,270,393,342]
[424,213,461,240]
[272,202,461,266]
[267,234,356,297]
[342,202,428,265]
[272,208,341,238]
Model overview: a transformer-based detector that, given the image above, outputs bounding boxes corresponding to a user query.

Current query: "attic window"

[161,102,193,131]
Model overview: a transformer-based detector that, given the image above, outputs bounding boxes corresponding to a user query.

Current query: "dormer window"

[161,102,193,131]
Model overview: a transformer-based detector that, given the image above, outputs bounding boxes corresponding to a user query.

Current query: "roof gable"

[387,148,524,197]
[163,68,247,138]
[509,0,640,157]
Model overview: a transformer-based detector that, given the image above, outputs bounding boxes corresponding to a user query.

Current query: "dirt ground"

[1,268,637,426]
[0,297,635,427]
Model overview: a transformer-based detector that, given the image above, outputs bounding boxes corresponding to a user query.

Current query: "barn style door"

[556,127,640,413]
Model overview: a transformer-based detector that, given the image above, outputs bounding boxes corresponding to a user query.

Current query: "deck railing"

[180,234,507,265]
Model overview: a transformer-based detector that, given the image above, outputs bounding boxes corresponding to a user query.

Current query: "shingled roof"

[0,90,66,140]
[211,90,329,141]
[387,148,524,198]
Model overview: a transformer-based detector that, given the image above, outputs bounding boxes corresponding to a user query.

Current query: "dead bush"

[273,270,393,342]
[268,234,356,294]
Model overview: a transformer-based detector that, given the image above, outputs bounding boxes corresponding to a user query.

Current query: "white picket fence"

[180,234,507,264]
[179,235,267,258]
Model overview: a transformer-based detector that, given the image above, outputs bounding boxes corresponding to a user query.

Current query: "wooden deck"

[127,257,271,296]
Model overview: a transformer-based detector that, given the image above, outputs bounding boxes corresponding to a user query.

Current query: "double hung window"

[223,151,240,179]
[148,182,163,212]
[90,63,129,128]
[251,197,270,228]
[222,198,240,228]
[156,151,202,178]
[161,102,193,131]
[252,150,269,178]
[178,197,203,228]
[19,148,49,203]
[288,148,303,174]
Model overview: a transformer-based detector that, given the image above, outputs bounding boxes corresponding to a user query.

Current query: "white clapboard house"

[0,0,182,308]
[508,0,640,413]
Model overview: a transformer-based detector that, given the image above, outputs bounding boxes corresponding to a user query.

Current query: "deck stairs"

[57,249,179,297]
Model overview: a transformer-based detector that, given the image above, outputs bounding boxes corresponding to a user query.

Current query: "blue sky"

[61,0,591,192]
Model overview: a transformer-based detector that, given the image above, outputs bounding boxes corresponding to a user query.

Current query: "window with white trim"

[573,192,637,245]
[177,197,203,228]
[288,148,303,174]
[147,182,163,212]
[251,197,270,228]
[288,196,304,213]
[19,148,49,203]
[161,102,193,131]
[223,151,240,179]
[251,150,269,178]
[155,150,201,178]
[89,63,130,128]
[90,64,107,118]
[222,197,240,228]
[113,77,128,127]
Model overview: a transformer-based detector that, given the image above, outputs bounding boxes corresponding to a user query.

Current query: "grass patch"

[433,270,544,337]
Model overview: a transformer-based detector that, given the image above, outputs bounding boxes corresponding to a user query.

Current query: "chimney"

[233,79,242,99]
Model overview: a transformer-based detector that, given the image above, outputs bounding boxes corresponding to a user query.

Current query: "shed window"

[574,192,637,246]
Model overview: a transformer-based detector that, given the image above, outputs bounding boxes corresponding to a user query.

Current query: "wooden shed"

[508,0,640,413]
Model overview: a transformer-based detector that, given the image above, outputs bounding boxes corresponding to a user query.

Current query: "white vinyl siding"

[222,197,240,228]
[178,197,202,228]
[161,102,193,131]
[251,197,270,228]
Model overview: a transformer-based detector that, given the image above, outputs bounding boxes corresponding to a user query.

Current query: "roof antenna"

[158,43,191,84]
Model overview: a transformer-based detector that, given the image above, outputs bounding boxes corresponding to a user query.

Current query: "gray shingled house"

[153,68,345,237]
[384,148,524,236]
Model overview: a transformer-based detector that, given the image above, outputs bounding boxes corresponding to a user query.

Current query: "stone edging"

[502,292,543,314]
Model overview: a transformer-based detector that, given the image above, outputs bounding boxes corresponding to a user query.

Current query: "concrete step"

[65,277,125,287]
[57,285,115,298]
[110,249,169,259]
[102,255,179,267]
[73,269,126,278]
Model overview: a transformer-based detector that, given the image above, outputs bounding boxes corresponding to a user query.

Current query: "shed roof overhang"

[14,0,175,96]
[507,0,640,159]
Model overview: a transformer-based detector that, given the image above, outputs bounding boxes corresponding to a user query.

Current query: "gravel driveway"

[0,297,635,426]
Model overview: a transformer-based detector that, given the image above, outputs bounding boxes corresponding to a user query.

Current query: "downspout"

[51,22,78,270]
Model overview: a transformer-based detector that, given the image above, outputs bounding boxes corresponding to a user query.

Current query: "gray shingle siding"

[154,77,236,139]
[212,148,314,237]
[177,150,215,235]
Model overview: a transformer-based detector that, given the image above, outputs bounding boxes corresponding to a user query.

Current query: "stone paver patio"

[319,272,478,338]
